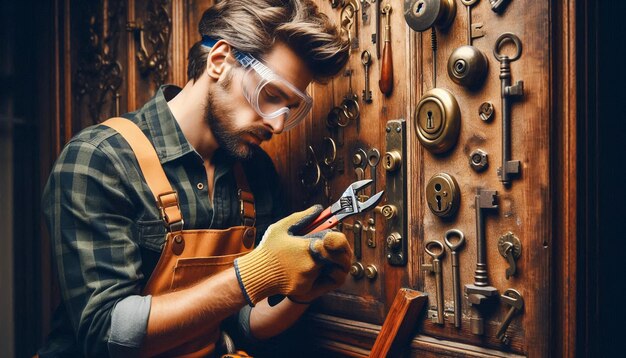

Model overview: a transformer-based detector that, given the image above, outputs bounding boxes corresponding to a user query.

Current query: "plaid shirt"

[39,85,285,356]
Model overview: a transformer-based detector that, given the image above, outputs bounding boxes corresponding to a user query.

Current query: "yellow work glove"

[233,205,352,306]
[287,258,350,304]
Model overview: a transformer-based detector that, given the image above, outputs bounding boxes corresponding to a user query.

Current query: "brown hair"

[187,0,349,83]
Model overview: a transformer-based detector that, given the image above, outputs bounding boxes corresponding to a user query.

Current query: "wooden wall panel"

[263,0,558,356]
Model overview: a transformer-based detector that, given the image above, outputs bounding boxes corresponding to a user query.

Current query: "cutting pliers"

[297,179,384,235]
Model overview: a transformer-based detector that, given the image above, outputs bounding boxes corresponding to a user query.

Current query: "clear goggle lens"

[241,62,312,132]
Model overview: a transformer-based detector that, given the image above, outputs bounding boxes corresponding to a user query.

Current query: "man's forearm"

[141,267,247,356]
[248,297,309,340]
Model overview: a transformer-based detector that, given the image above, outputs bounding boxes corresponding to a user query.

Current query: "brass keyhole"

[434,183,442,211]
[426,110,434,129]
[416,1,425,14]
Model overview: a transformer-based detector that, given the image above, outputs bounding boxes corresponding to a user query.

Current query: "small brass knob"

[365,264,378,279]
[386,232,402,249]
[350,262,365,279]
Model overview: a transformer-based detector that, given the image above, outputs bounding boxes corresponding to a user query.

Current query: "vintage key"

[494,33,523,186]
[464,189,499,335]
[361,50,373,103]
[365,149,380,248]
[372,0,380,58]
[342,220,363,260]
[422,240,446,325]
[342,69,361,132]
[495,289,524,344]
[444,229,466,328]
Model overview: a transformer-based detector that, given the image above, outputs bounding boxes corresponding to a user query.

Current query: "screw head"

[469,149,489,172]
[479,102,494,121]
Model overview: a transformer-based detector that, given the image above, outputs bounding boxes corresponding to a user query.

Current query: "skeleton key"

[342,221,363,260]
[464,189,499,335]
[360,0,370,23]
[495,289,524,344]
[342,69,361,132]
[444,229,466,329]
[372,0,380,58]
[461,0,484,45]
[422,240,446,325]
[361,50,373,103]
[494,33,523,186]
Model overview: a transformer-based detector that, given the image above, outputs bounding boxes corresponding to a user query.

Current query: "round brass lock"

[386,232,402,249]
[414,88,461,154]
[447,45,489,88]
[350,262,365,279]
[383,150,402,172]
[365,264,378,280]
[380,204,398,220]
[404,0,456,32]
[425,173,460,218]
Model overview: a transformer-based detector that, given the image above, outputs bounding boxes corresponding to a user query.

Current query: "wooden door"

[259,0,576,357]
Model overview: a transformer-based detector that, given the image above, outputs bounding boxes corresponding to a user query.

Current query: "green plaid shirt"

[39,85,285,356]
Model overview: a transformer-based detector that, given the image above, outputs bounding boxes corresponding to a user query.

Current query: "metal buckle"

[238,189,256,227]
[157,191,184,233]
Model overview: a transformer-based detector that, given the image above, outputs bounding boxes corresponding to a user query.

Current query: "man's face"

[205,42,313,159]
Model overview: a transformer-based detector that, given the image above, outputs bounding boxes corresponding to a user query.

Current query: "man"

[39,0,351,356]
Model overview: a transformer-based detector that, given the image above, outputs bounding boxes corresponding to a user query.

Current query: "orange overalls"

[104,117,256,357]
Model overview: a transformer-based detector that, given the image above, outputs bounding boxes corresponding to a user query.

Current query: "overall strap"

[233,162,256,227]
[102,117,183,233]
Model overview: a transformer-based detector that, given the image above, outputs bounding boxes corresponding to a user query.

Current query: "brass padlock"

[404,0,456,32]
[414,88,461,153]
[447,45,489,88]
[425,173,460,218]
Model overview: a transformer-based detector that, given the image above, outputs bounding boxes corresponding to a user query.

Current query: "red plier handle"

[297,206,338,235]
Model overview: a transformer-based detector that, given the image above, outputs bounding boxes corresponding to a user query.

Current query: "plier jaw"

[300,179,384,235]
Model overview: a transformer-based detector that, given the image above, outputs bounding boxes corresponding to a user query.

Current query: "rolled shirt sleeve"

[43,137,147,356]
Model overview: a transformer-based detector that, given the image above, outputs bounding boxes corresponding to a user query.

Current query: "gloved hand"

[288,261,350,304]
[234,205,352,305]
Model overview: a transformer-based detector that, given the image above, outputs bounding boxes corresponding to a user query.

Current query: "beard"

[204,70,272,159]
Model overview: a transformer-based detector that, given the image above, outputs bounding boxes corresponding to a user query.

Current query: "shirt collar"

[138,85,195,163]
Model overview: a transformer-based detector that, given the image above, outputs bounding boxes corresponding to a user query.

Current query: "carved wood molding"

[127,0,172,87]
[74,0,125,124]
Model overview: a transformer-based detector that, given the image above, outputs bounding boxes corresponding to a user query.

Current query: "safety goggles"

[202,37,313,132]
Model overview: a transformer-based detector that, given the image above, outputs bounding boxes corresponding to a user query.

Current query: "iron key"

[422,240,446,325]
[361,50,373,103]
[495,288,524,344]
[464,189,499,335]
[494,33,524,186]
[444,229,466,328]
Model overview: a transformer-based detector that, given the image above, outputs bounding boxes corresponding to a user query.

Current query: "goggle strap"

[201,36,254,68]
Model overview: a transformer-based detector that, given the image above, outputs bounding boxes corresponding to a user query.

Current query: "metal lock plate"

[447,45,489,88]
[404,0,456,32]
[414,88,461,154]
[426,173,460,218]
[385,119,407,265]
